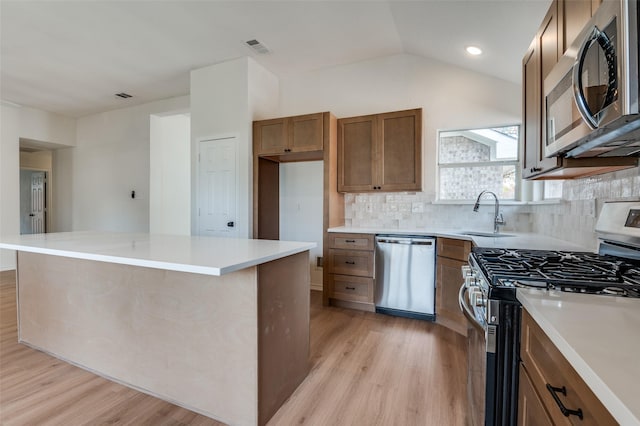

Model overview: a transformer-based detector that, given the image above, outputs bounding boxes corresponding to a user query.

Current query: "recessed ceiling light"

[465,46,483,56]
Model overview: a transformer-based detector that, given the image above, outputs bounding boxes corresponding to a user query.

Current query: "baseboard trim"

[310,283,323,292]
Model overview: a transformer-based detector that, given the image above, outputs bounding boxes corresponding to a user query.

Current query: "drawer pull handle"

[345,286,356,290]
[345,239,356,243]
[345,261,356,265]
[546,384,584,420]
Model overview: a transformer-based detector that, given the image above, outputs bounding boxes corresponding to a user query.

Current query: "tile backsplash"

[344,193,532,233]
[530,167,640,250]
[344,166,640,251]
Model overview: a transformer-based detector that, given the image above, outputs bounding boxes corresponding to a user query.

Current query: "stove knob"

[465,275,478,288]
[461,265,471,279]
[469,289,486,307]
[476,294,487,308]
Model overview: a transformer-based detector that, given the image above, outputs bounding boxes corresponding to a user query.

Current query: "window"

[438,125,520,201]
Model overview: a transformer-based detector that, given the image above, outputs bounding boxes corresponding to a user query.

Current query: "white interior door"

[30,171,46,234]
[197,137,237,238]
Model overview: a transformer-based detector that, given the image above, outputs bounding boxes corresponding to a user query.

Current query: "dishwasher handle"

[376,237,434,245]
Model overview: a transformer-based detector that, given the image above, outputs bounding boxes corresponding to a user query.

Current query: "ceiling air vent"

[115,92,132,99]
[245,39,271,54]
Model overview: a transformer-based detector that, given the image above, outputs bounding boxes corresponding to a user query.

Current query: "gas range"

[470,247,640,299]
[460,201,640,426]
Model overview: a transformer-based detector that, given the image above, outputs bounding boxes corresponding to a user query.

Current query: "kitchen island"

[0,231,315,426]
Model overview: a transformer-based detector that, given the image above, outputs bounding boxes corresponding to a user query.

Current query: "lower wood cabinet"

[519,310,616,425]
[328,249,374,277]
[435,238,471,336]
[327,233,375,311]
[519,364,554,426]
[330,275,374,304]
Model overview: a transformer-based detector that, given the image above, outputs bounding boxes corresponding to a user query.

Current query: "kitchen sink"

[461,231,515,238]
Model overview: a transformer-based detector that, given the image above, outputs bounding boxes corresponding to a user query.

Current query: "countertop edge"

[0,240,316,277]
[517,290,639,425]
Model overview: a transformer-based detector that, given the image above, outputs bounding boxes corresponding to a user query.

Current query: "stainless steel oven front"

[459,264,521,426]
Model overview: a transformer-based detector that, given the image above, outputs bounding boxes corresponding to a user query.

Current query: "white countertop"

[328,226,588,251]
[0,231,316,276]
[517,289,640,425]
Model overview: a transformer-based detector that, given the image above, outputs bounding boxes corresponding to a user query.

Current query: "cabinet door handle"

[530,167,542,173]
[545,384,584,420]
[345,286,356,290]
[345,239,356,243]
[345,261,356,265]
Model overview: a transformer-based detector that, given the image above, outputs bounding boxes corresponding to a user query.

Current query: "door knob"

[227,221,235,227]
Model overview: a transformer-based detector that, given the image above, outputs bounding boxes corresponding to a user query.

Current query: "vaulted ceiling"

[0,1,551,118]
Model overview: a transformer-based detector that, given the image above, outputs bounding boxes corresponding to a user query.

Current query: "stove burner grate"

[473,247,640,298]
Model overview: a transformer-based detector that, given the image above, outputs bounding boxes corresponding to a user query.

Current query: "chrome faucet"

[473,190,505,233]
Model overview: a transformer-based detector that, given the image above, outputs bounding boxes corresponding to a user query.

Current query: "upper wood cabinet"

[337,108,422,193]
[254,112,324,157]
[562,0,602,54]
[522,23,562,179]
[522,0,636,180]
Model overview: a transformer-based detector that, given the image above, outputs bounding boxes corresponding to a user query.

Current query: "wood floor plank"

[0,271,468,425]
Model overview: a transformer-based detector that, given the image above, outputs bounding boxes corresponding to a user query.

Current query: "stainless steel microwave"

[544,0,639,158]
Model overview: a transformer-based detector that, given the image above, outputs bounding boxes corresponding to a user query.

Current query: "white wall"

[18,105,77,147]
[278,53,522,199]
[0,104,21,270]
[70,96,189,232]
[52,147,73,232]
[149,113,191,235]
[1,103,76,270]
[280,161,324,289]
[190,57,278,238]
[248,58,280,121]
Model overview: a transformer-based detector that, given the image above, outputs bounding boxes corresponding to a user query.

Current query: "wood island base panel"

[16,250,310,426]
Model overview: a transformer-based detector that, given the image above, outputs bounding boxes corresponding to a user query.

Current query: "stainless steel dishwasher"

[374,235,436,321]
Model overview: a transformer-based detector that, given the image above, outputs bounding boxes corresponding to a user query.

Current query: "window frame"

[437,125,522,202]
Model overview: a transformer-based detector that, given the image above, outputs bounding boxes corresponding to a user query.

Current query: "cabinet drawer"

[329,249,374,277]
[436,238,471,261]
[329,233,374,251]
[521,310,616,425]
[330,275,373,303]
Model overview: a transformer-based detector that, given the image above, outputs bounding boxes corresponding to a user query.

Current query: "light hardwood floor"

[0,270,467,425]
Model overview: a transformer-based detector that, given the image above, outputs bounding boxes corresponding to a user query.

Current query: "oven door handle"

[458,283,485,332]
[572,25,617,130]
